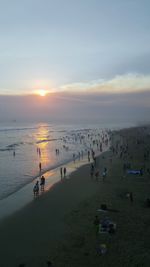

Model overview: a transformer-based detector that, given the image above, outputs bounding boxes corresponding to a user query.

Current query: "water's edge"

[0,146,109,222]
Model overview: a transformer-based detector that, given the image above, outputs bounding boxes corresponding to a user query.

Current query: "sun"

[38,90,47,96]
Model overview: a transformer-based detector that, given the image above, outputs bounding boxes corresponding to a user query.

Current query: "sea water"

[0,121,112,200]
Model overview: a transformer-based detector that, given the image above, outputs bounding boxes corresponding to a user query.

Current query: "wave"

[0,124,53,133]
[0,137,61,152]
[7,142,25,148]
[0,142,25,151]
[36,138,60,144]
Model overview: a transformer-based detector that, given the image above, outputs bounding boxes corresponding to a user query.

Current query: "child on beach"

[33,181,39,196]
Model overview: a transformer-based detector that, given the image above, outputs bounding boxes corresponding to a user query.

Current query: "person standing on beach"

[40,175,45,191]
[129,192,133,203]
[33,181,39,196]
[64,167,66,177]
[90,163,95,179]
[94,215,100,236]
[73,153,76,163]
[102,167,107,182]
[39,162,42,172]
[60,167,63,179]
[93,156,96,166]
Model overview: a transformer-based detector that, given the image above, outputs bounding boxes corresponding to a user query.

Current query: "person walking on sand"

[64,167,66,177]
[60,167,63,179]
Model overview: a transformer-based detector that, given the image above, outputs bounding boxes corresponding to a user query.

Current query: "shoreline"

[0,141,109,221]
[0,147,111,267]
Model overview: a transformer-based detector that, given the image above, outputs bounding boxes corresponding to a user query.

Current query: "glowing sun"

[38,90,47,96]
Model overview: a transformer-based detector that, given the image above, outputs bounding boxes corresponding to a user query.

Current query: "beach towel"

[127,170,141,175]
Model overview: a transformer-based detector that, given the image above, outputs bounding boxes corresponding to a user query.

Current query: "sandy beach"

[0,154,105,267]
[0,125,150,267]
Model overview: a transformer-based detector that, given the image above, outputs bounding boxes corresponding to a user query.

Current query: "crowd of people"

[33,129,110,197]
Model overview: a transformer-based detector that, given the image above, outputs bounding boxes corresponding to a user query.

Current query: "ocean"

[0,121,113,201]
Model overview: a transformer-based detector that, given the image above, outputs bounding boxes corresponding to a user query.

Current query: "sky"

[0,0,150,124]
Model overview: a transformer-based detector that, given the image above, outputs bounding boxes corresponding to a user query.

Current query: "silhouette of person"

[33,181,39,196]
[40,175,45,191]
[39,162,42,172]
[64,167,66,177]
[60,167,63,178]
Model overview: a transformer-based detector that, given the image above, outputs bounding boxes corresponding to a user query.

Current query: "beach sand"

[0,156,104,266]
[0,126,150,266]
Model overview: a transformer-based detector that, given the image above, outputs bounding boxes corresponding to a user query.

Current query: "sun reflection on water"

[34,124,55,174]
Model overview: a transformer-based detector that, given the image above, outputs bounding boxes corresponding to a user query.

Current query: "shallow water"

[0,121,114,200]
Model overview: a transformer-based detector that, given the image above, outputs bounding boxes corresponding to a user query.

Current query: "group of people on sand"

[33,175,45,196]
[90,163,107,181]
[34,130,109,195]
[60,166,67,179]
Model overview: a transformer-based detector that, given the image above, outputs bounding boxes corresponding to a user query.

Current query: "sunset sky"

[0,0,150,124]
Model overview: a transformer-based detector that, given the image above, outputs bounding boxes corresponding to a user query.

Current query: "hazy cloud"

[61,73,150,94]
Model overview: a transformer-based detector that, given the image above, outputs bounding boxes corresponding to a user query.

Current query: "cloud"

[0,85,150,125]
[1,73,150,96]
[60,73,150,94]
